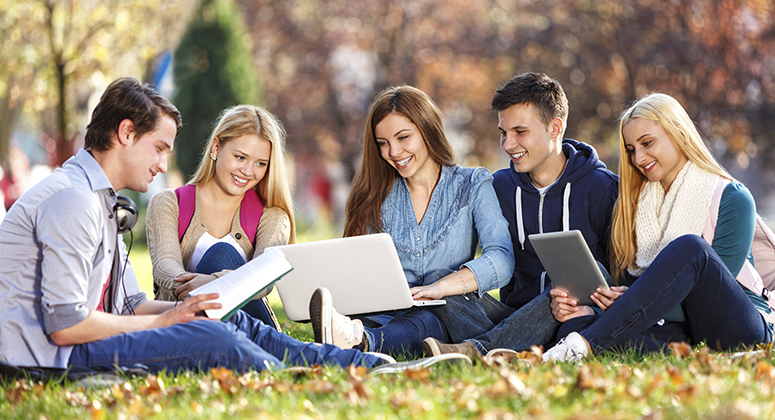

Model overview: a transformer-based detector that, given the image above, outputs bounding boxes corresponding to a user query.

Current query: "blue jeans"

[69,310,381,373]
[452,262,612,354]
[360,308,449,356]
[196,243,277,330]
[575,235,772,353]
[463,288,560,354]
[358,270,456,356]
[558,315,691,356]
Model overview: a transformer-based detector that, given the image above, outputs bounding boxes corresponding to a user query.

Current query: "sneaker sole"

[421,337,442,357]
[369,353,472,375]
[309,288,333,344]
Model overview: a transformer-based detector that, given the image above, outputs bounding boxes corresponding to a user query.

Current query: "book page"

[189,248,292,320]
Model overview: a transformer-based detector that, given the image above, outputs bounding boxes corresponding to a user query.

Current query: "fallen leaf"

[305,379,336,394]
[139,374,166,396]
[668,342,692,359]
[404,367,432,381]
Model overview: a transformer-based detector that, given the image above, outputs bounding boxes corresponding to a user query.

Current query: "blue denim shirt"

[380,165,514,296]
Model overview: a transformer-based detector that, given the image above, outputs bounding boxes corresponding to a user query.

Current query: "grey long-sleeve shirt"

[0,149,145,368]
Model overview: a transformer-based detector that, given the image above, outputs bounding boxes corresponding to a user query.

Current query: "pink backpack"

[174,184,264,243]
[703,178,775,324]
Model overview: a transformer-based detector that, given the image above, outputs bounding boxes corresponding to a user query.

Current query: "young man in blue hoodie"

[424,72,618,358]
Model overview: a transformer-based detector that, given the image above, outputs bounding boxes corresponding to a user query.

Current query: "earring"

[210,152,216,160]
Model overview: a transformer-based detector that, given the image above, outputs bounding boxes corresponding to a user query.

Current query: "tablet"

[528,230,610,306]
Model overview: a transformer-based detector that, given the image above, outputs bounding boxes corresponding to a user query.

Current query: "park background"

[2,0,775,296]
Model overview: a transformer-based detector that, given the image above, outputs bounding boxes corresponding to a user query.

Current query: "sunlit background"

[2,0,774,297]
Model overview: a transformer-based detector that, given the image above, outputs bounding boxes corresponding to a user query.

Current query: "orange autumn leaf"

[668,342,692,359]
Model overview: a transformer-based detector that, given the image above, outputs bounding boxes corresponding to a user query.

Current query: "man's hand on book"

[175,273,217,299]
[154,293,222,328]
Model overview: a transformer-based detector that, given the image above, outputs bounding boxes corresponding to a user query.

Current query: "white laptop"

[269,233,445,322]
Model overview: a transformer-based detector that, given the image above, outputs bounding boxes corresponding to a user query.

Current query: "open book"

[189,248,293,320]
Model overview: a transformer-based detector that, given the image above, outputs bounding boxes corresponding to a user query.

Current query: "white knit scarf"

[628,161,719,276]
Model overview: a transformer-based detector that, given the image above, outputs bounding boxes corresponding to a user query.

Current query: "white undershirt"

[188,232,247,272]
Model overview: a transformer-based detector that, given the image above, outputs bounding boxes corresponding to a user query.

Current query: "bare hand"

[153,293,222,328]
[590,286,628,312]
[549,288,595,322]
[410,283,446,300]
[175,274,217,300]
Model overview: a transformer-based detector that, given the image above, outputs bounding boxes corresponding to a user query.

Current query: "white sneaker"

[542,332,589,363]
[309,287,364,349]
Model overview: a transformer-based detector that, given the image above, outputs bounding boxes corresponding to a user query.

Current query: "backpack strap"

[704,178,775,324]
[702,178,729,243]
[239,188,264,244]
[174,185,197,242]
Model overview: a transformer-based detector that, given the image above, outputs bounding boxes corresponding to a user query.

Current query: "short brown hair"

[85,77,182,151]
[491,72,568,128]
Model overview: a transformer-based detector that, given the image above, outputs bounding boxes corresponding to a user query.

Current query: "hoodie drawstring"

[525,182,571,293]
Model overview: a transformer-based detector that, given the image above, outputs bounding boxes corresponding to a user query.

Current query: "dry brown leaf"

[404,367,432,381]
[486,369,534,399]
[666,365,684,385]
[305,379,336,394]
[675,384,698,403]
[139,374,166,396]
[668,341,692,358]
[574,365,609,392]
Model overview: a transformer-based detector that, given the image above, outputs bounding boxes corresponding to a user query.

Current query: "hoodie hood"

[508,139,607,194]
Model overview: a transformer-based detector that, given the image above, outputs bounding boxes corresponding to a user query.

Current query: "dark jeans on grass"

[571,235,772,353]
[69,310,381,373]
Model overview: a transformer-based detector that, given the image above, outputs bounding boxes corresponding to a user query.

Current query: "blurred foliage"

[236,0,775,176]
[173,0,260,182]
[0,0,195,165]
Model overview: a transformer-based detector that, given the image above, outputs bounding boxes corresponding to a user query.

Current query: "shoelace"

[333,314,358,346]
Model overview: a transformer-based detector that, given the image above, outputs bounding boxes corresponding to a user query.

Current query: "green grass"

[3,246,775,419]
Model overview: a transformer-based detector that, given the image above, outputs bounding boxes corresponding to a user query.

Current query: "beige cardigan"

[146,187,291,302]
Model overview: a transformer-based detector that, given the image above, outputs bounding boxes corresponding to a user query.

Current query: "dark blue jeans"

[195,243,277,330]
[574,235,772,353]
[69,310,381,373]
[358,270,458,356]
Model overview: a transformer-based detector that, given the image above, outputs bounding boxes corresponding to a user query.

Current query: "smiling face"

[375,112,438,183]
[122,114,176,192]
[622,118,688,191]
[497,103,565,188]
[210,134,271,197]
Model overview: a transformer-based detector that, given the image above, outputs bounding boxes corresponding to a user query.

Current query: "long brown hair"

[189,105,296,242]
[610,93,731,282]
[344,86,456,236]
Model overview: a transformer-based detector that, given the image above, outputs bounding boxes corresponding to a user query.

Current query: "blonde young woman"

[147,105,295,329]
[544,93,773,361]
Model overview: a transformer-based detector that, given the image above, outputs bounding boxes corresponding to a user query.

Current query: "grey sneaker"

[542,332,589,363]
[309,287,364,349]
[369,353,472,375]
[422,337,481,360]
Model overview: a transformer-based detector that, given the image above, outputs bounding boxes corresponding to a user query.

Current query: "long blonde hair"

[189,105,296,243]
[611,93,731,282]
[344,86,456,237]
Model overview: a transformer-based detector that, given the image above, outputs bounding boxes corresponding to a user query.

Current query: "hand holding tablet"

[529,230,610,307]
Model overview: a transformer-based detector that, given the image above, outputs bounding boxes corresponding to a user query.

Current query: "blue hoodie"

[493,139,619,309]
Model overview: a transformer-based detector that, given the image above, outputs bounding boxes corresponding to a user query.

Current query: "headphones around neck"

[114,195,138,234]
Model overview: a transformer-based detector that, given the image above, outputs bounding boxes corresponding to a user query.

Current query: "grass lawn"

[3,246,775,419]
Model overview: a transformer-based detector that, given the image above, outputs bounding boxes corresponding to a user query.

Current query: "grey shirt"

[0,149,146,368]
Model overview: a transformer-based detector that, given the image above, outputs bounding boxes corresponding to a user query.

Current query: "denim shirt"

[380,165,514,296]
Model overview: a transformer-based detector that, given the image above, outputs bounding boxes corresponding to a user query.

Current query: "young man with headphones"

[0,77,431,375]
